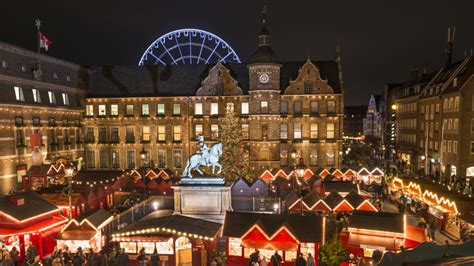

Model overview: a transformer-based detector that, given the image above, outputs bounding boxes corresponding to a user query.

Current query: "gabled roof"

[322,191,344,209]
[303,190,322,208]
[0,191,59,222]
[78,209,113,229]
[344,190,366,209]
[222,211,324,243]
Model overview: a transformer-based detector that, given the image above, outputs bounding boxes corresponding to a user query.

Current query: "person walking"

[137,247,147,266]
[98,250,108,266]
[295,253,306,266]
[72,252,85,266]
[117,249,129,266]
[270,251,282,266]
[87,249,96,266]
[150,248,160,266]
[1,254,14,266]
[26,243,37,264]
[306,253,315,266]
[249,250,259,266]
[9,247,19,266]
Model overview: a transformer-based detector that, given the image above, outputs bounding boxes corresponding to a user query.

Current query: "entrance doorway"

[175,237,192,266]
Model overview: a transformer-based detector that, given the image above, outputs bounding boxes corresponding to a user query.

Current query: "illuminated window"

[141,104,150,116]
[304,81,313,94]
[14,86,25,102]
[310,124,319,139]
[85,127,94,143]
[32,89,41,103]
[260,101,268,114]
[48,91,56,104]
[157,125,166,141]
[142,126,150,142]
[211,103,219,115]
[111,150,120,169]
[195,124,203,137]
[194,103,203,115]
[86,105,94,116]
[126,104,134,116]
[280,124,288,140]
[294,123,302,139]
[98,104,106,116]
[111,104,118,116]
[242,124,249,140]
[327,123,335,139]
[226,103,234,113]
[156,103,165,115]
[173,103,181,115]
[173,125,181,141]
[327,100,336,112]
[211,124,219,140]
[98,127,107,143]
[241,102,249,114]
[62,93,70,106]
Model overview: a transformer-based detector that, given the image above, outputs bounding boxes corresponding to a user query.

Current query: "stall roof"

[114,214,222,239]
[75,209,113,229]
[349,211,404,234]
[322,191,344,209]
[323,181,359,194]
[0,191,59,222]
[222,211,324,243]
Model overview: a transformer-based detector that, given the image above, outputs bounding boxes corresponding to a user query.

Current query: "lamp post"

[291,149,306,215]
[63,165,75,220]
[139,146,148,198]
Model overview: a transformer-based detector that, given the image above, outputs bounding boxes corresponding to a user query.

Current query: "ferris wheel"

[138,28,241,65]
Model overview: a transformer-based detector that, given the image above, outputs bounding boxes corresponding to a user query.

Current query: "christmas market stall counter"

[56,209,113,252]
[222,211,325,265]
[111,213,222,266]
[0,191,69,262]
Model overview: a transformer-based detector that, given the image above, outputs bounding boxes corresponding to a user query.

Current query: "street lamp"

[139,146,148,198]
[63,165,75,220]
[140,146,147,163]
[294,156,306,215]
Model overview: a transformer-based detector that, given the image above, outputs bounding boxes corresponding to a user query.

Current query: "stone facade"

[0,41,86,194]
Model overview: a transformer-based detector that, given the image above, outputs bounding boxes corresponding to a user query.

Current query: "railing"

[111,196,174,231]
[232,196,281,213]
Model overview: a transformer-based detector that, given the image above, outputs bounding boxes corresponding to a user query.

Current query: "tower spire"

[336,45,344,92]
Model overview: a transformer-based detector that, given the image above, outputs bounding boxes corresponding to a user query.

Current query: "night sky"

[1,0,473,105]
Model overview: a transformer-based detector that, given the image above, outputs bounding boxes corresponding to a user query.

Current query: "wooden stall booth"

[112,214,222,266]
[222,211,325,266]
[56,209,113,253]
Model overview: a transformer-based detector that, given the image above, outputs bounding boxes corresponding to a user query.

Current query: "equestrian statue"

[182,135,222,178]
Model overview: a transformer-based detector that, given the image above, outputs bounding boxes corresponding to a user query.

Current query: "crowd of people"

[248,250,315,266]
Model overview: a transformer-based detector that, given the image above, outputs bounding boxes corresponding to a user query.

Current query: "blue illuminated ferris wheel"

[138,29,241,65]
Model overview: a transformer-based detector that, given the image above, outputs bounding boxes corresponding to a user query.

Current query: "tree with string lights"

[218,106,251,182]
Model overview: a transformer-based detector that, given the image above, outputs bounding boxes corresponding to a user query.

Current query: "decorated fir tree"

[218,106,250,182]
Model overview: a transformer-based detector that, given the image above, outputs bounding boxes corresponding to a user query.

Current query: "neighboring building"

[363,94,384,139]
[343,105,366,137]
[0,42,87,194]
[391,57,474,180]
[382,83,402,164]
[82,20,344,176]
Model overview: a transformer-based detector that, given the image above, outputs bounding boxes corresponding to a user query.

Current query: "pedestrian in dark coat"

[117,249,129,266]
[295,254,306,266]
[150,248,160,266]
[72,252,85,266]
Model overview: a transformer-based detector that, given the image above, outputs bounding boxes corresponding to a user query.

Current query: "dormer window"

[66,75,71,82]
[1,60,7,69]
[53,73,58,79]
[21,65,27,73]
[304,81,313,94]
[453,77,458,87]
[14,86,25,102]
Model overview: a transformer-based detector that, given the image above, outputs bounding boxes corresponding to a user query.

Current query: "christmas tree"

[218,106,251,182]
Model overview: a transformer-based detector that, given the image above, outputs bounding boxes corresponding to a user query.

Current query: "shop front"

[112,214,221,266]
[222,211,324,265]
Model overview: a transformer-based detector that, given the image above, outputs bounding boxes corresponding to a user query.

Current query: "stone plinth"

[172,177,231,223]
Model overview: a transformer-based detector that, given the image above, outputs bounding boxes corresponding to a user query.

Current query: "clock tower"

[248,6,280,92]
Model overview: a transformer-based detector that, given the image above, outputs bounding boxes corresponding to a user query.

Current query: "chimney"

[446,27,456,65]
[10,196,25,206]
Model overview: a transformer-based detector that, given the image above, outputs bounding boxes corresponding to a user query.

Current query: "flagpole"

[35,19,42,80]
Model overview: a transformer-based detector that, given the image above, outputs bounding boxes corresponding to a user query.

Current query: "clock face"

[259,73,270,84]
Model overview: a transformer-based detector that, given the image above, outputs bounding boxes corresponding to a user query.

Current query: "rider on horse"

[198,135,210,166]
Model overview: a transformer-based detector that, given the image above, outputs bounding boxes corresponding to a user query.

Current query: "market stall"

[112,214,221,266]
[222,211,325,265]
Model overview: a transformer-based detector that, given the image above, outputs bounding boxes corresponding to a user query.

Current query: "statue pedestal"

[172,177,231,223]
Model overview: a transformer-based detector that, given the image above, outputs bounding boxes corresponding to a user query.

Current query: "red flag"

[39,32,52,51]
